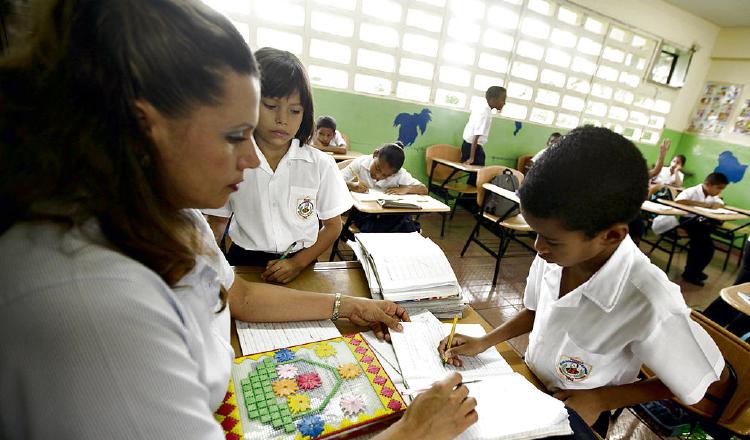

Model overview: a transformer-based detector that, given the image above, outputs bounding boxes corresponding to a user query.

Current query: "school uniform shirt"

[652,166,684,186]
[675,184,724,217]
[462,102,493,145]
[204,139,352,254]
[523,235,723,405]
[327,129,346,147]
[341,154,422,190]
[531,147,548,163]
[0,210,234,439]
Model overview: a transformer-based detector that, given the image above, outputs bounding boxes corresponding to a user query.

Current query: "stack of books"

[348,232,465,318]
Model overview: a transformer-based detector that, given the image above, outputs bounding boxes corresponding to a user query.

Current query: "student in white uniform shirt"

[461,86,506,185]
[205,48,352,284]
[440,127,723,435]
[0,2,479,439]
[312,115,348,154]
[673,172,729,286]
[651,154,686,187]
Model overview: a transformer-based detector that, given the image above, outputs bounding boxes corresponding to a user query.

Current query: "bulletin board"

[687,82,743,136]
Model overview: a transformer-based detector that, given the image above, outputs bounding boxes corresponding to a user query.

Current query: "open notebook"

[389,314,572,440]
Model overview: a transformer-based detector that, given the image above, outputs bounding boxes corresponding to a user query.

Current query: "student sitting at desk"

[0,3,477,439]
[205,48,352,284]
[528,131,562,168]
[342,142,427,233]
[439,126,723,435]
[674,172,729,286]
[651,154,686,187]
[312,115,348,155]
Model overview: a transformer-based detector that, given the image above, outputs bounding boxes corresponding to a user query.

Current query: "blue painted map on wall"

[393,109,432,146]
[513,121,523,136]
[714,151,747,183]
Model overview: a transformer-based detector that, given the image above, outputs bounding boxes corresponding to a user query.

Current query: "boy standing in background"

[461,86,506,185]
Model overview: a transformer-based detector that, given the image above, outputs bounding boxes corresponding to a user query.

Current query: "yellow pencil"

[443,314,459,364]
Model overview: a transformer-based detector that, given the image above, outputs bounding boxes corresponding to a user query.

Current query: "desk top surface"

[657,199,750,222]
[726,205,750,217]
[349,192,450,214]
[231,262,541,388]
[641,200,687,216]
[432,157,484,173]
[720,282,750,316]
[333,151,364,161]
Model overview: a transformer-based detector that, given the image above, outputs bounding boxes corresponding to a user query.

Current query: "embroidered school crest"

[296,196,315,219]
[556,356,592,382]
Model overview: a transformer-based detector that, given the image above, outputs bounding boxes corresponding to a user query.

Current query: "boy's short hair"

[486,86,506,100]
[377,141,405,171]
[675,154,687,166]
[316,115,337,131]
[706,172,728,186]
[518,126,648,238]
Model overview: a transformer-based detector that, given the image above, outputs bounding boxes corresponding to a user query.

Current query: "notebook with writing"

[376,199,422,210]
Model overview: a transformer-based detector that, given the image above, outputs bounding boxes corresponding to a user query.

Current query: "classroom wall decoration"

[734,99,750,136]
[714,151,748,184]
[215,334,406,440]
[687,82,743,136]
[393,108,432,146]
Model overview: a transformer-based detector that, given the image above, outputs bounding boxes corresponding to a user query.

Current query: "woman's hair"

[255,47,314,146]
[0,0,258,291]
[376,141,406,171]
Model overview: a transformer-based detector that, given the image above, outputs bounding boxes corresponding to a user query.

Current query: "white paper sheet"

[235,319,341,355]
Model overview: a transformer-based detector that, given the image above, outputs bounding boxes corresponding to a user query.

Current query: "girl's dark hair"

[675,154,687,166]
[316,115,337,131]
[255,47,314,146]
[377,142,406,171]
[0,1,258,293]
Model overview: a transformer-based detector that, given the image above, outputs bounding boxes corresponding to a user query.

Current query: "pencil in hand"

[443,314,459,364]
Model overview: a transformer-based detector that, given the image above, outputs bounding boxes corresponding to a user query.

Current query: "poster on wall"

[734,99,750,136]
[687,82,743,136]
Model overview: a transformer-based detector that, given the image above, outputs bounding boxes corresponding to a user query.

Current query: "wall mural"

[393,108,432,146]
[715,151,748,184]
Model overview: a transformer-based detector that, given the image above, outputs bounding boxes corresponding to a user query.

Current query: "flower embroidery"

[276,363,298,379]
[339,394,366,416]
[297,414,324,438]
[314,343,336,358]
[296,372,322,391]
[274,348,295,362]
[288,394,311,414]
[337,363,361,379]
[272,378,298,397]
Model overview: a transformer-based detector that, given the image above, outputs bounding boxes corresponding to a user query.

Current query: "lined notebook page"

[235,320,341,355]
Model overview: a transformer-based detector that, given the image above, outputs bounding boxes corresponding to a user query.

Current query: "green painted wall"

[312,88,749,207]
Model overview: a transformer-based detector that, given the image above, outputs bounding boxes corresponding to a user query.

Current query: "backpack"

[484,169,520,218]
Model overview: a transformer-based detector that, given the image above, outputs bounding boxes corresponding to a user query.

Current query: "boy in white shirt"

[439,126,723,435]
[674,172,728,285]
[461,86,506,185]
[312,115,347,154]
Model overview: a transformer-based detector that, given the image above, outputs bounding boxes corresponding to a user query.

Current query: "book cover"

[214,334,406,439]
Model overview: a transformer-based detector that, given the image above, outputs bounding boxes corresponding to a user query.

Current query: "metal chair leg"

[461,219,482,257]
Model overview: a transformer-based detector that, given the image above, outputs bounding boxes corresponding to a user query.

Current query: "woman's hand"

[262,258,304,284]
[438,333,490,367]
[339,296,409,341]
[382,373,478,440]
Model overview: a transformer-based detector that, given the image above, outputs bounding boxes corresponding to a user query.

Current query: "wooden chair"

[337,158,353,170]
[341,132,350,148]
[425,144,478,219]
[460,166,536,285]
[639,311,750,438]
[516,154,534,174]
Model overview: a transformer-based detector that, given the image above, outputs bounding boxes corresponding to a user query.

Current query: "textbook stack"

[348,232,465,318]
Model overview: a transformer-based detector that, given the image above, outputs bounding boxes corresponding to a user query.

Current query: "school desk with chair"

[425,145,485,219]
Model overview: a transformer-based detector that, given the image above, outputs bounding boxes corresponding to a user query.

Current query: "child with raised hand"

[342,141,427,195]
[438,126,723,434]
[312,115,348,154]
[205,47,352,284]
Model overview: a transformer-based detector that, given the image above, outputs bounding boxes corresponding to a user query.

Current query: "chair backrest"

[516,154,534,174]
[425,144,461,182]
[340,131,350,147]
[476,166,524,207]
[337,158,354,170]
[687,311,750,435]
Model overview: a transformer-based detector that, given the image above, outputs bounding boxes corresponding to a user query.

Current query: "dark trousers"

[735,241,750,285]
[225,244,298,266]
[460,140,485,186]
[679,217,715,278]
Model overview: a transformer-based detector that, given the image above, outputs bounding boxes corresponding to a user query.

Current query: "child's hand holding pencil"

[438,332,491,367]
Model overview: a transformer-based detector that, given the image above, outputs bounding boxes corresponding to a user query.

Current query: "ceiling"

[662,0,750,27]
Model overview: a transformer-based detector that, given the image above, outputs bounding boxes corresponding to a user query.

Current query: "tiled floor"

[414,208,743,439]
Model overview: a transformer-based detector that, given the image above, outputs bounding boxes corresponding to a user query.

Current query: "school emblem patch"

[296,196,315,219]
[556,356,591,382]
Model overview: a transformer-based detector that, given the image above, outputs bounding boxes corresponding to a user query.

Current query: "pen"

[443,314,459,364]
[279,241,297,260]
[401,379,483,396]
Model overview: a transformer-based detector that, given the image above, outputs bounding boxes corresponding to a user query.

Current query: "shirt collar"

[547,235,636,312]
[255,138,312,175]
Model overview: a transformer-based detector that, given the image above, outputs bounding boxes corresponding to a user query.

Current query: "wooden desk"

[641,200,687,216]
[430,157,484,173]
[720,283,750,322]
[230,262,542,389]
[332,151,364,162]
[726,206,750,217]
[657,199,750,222]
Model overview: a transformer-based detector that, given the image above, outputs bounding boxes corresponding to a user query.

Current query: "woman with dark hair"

[0,1,476,439]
